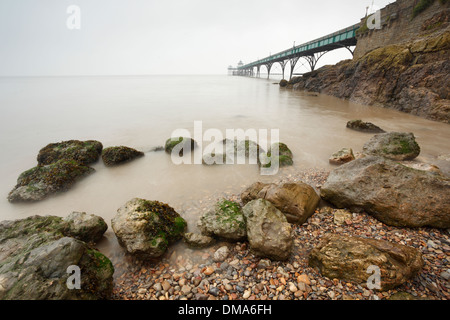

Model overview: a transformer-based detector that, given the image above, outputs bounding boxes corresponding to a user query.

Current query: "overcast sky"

[0,0,393,76]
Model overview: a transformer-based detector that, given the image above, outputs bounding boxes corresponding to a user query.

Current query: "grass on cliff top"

[413,0,448,19]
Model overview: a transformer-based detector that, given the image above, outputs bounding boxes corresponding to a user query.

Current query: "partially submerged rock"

[362,132,420,160]
[164,137,197,157]
[0,215,113,300]
[241,182,319,224]
[329,148,355,165]
[101,146,144,166]
[202,152,232,166]
[242,199,293,261]
[321,156,450,228]
[7,160,95,203]
[309,234,423,291]
[37,140,103,166]
[260,143,294,168]
[198,199,246,241]
[346,120,385,133]
[111,198,187,259]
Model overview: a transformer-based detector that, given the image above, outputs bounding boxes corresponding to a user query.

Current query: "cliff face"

[291,31,450,123]
[290,1,450,124]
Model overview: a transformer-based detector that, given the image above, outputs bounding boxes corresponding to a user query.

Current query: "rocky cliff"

[289,5,450,123]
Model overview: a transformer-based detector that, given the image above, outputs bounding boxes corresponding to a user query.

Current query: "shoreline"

[110,168,450,301]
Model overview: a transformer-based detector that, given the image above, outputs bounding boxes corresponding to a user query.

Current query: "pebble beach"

[111,168,450,301]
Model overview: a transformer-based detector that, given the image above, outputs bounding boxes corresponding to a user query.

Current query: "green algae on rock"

[111,198,187,259]
[7,159,95,202]
[198,199,247,241]
[0,215,113,300]
[37,140,103,166]
[164,137,197,157]
[101,146,144,166]
[362,132,421,160]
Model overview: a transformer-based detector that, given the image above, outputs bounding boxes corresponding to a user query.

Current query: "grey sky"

[0,0,393,76]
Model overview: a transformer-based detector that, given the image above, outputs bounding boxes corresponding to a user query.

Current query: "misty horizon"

[0,0,393,77]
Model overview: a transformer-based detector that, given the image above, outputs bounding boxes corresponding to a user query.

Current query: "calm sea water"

[1,75,449,255]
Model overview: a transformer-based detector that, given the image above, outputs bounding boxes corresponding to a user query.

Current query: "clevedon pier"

[230,23,360,80]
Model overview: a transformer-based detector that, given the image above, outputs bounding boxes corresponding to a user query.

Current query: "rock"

[209,286,220,297]
[279,80,288,87]
[202,152,232,166]
[268,142,293,159]
[101,146,144,166]
[309,234,423,291]
[297,274,311,285]
[346,120,385,133]
[213,246,230,262]
[241,182,320,224]
[260,155,293,169]
[321,156,450,228]
[242,199,293,261]
[198,199,246,241]
[333,209,353,226]
[362,132,421,161]
[7,160,95,203]
[111,198,187,259]
[63,212,107,243]
[183,233,215,249]
[329,148,355,165]
[37,140,103,166]
[180,285,191,295]
[164,137,197,156]
[0,215,114,299]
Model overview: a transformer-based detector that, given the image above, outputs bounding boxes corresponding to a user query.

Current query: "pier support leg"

[278,61,287,80]
[304,51,327,72]
[265,63,273,79]
[289,56,300,80]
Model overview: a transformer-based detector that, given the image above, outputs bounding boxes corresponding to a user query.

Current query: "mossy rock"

[8,159,95,202]
[198,199,246,241]
[101,146,144,166]
[37,140,103,166]
[260,155,294,169]
[164,137,197,156]
[0,215,113,300]
[111,198,187,259]
[267,142,293,158]
[362,132,421,160]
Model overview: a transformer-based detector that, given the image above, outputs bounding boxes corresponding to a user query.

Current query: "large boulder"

[241,182,319,224]
[362,132,420,160]
[37,140,103,166]
[321,156,450,228]
[0,215,113,300]
[346,120,385,133]
[242,199,293,261]
[111,198,187,259]
[309,234,423,291]
[7,160,95,202]
[198,199,246,241]
[101,146,144,166]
